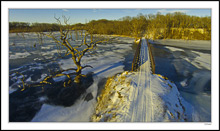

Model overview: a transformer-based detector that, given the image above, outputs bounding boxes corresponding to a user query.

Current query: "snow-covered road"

[126,38,153,121]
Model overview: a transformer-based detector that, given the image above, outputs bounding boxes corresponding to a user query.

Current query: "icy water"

[9,32,135,92]
[9,32,211,122]
[9,32,137,122]
[9,32,136,93]
[150,39,211,122]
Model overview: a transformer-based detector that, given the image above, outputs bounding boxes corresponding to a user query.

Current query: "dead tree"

[35,32,44,45]
[44,16,108,84]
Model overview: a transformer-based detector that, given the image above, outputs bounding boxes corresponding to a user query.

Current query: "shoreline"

[9,32,211,41]
[151,39,211,52]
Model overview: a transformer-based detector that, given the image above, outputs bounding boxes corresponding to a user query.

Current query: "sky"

[9,9,211,24]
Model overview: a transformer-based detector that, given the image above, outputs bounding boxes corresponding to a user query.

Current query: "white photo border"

[1,1,219,130]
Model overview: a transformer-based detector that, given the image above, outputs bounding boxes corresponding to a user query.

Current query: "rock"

[84,92,93,102]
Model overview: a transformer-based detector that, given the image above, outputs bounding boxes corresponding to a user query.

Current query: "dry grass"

[91,72,131,122]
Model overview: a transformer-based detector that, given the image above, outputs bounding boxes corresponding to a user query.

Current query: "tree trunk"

[74,62,82,84]
[74,71,82,84]
[90,34,93,42]
[84,33,87,44]
[80,30,83,38]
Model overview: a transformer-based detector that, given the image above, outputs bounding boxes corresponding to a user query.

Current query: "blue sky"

[9,9,211,24]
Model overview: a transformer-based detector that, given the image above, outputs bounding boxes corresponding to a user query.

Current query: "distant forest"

[9,12,211,40]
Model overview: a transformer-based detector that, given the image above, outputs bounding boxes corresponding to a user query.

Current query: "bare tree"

[35,32,44,45]
[43,16,109,84]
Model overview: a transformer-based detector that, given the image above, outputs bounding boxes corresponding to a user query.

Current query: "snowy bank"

[91,70,199,122]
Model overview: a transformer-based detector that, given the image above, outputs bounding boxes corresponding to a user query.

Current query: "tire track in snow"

[142,38,152,122]
[130,39,143,122]
[126,38,153,122]
[139,40,146,121]
[142,39,147,121]
[143,38,154,121]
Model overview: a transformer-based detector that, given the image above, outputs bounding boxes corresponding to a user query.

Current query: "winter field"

[9,32,211,122]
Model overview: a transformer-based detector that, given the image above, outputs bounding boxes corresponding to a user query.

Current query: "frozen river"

[9,32,136,93]
[9,32,211,122]
[9,32,137,122]
[150,39,211,122]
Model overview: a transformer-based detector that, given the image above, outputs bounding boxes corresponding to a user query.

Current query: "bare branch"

[42,15,109,84]
[54,16,61,26]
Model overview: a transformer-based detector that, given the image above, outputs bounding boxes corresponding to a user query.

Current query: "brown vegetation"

[9,12,211,40]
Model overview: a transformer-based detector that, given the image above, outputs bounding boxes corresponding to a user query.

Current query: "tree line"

[9,12,211,40]
[9,22,61,32]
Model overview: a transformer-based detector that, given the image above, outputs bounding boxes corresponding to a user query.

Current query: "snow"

[165,46,211,70]
[29,36,135,122]
[58,41,132,78]
[151,38,211,122]
[38,96,48,102]
[189,50,211,70]
[41,46,51,50]
[165,46,185,52]
[32,77,100,122]
[9,52,31,59]
[180,79,188,87]
[32,100,96,122]
[91,38,198,122]
[9,87,17,94]
[92,70,197,122]
[9,73,48,94]
[9,33,208,122]
[153,39,211,51]
[29,37,199,122]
